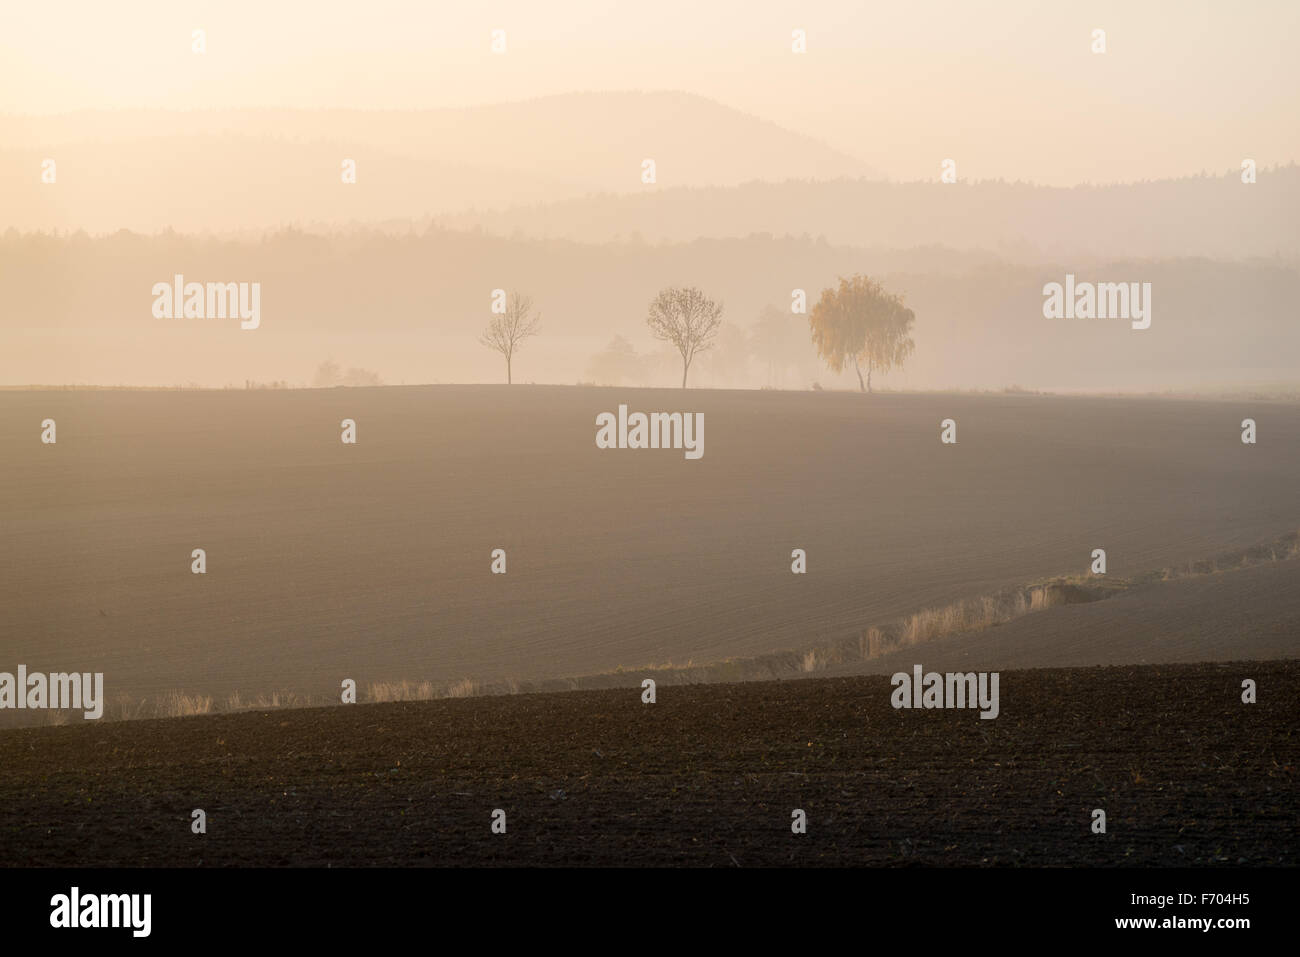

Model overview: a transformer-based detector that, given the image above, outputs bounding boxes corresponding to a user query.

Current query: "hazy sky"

[2,0,1296,184]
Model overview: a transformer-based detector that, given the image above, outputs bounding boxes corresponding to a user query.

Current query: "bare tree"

[646,286,723,388]
[480,292,541,384]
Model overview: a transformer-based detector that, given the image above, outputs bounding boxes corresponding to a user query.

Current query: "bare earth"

[0,660,1293,867]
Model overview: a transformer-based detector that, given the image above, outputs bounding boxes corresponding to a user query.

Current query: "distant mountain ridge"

[435,168,1300,261]
[0,92,877,233]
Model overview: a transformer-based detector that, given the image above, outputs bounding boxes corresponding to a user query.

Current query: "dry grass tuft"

[445,677,481,698]
[157,691,213,718]
[368,680,435,703]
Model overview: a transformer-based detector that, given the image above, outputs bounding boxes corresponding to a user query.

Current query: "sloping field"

[1,387,1297,714]
[827,557,1300,677]
[0,660,1293,867]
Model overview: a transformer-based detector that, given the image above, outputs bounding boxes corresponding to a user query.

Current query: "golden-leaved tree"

[808,275,915,392]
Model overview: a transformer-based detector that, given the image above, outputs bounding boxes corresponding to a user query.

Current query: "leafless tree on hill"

[646,286,723,388]
[480,292,541,384]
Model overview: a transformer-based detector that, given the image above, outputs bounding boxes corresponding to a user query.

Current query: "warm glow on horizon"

[1,0,1297,185]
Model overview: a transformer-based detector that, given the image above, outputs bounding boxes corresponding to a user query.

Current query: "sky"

[1,0,1296,185]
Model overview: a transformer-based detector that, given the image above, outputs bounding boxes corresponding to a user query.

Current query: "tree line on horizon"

[480,276,916,391]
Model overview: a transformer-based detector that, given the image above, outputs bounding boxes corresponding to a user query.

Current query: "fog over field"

[3,386,1297,720]
[2,229,1297,392]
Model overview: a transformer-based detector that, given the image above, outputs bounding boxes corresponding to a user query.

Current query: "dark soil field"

[1,659,1294,867]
